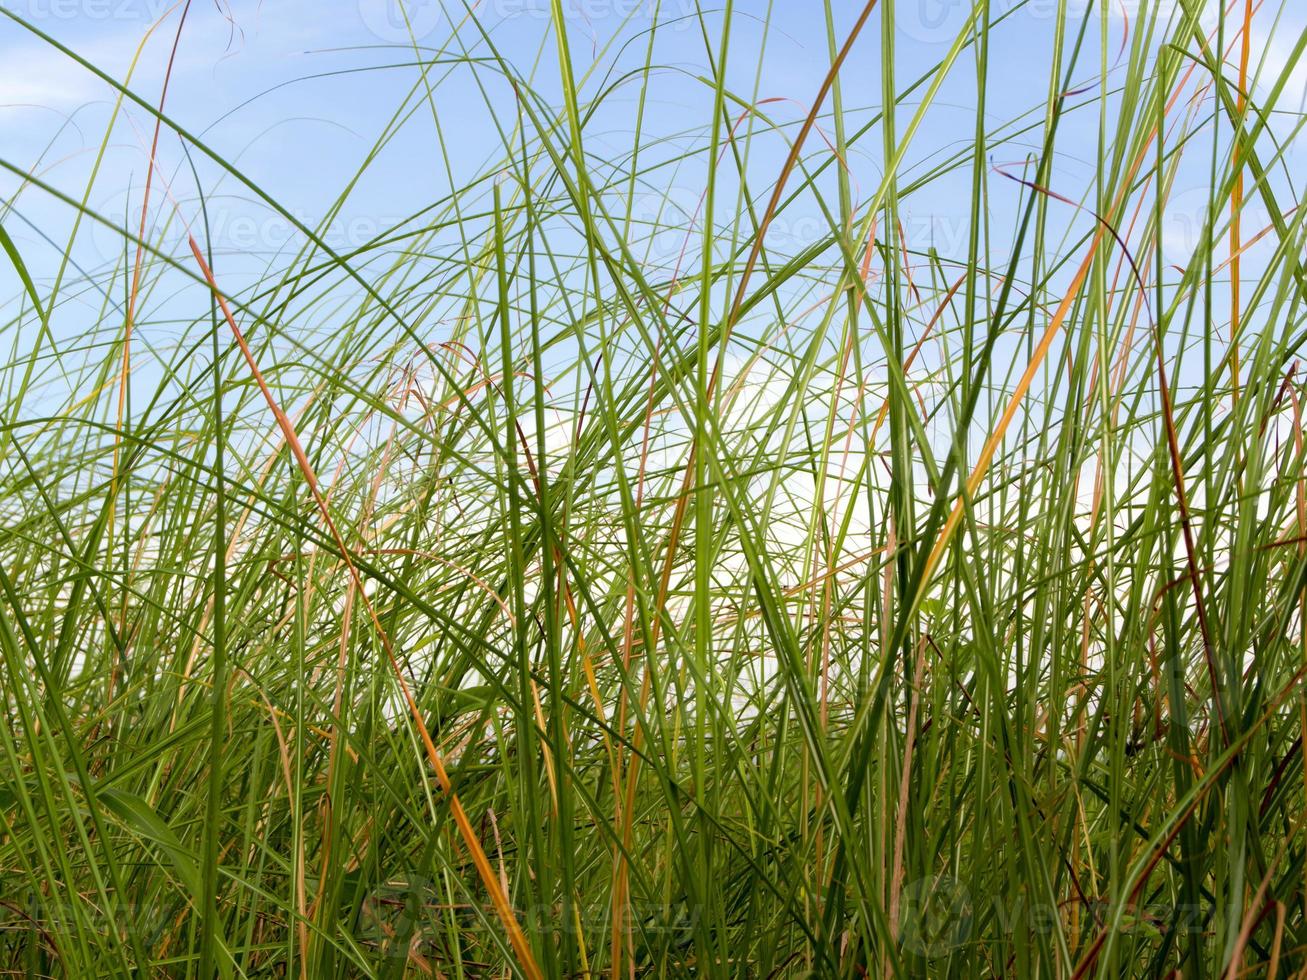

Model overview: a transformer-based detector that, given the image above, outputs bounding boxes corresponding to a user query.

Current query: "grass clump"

[2,0,1307,976]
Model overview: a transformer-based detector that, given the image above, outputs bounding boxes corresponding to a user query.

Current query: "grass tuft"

[2,0,1307,975]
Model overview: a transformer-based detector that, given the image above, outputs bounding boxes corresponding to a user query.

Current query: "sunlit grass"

[2,0,1307,976]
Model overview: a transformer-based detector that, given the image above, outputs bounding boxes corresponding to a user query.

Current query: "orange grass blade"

[186,236,544,980]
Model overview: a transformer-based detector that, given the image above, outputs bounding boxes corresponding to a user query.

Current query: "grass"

[1,0,1307,975]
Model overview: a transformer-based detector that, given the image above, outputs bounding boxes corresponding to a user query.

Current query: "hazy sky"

[1,1,1303,327]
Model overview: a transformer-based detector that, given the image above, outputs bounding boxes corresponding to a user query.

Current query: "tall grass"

[1,0,1306,975]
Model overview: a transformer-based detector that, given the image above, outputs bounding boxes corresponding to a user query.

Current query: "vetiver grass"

[1,0,1306,975]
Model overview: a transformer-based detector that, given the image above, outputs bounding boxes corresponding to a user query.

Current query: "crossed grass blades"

[2,0,1307,975]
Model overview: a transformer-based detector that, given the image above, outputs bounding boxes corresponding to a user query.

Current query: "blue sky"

[1,0,1304,359]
